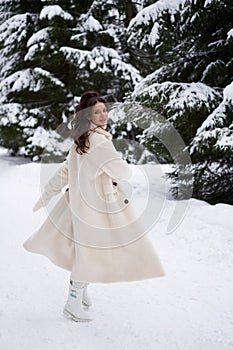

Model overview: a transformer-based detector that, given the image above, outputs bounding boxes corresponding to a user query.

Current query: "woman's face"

[90,102,108,127]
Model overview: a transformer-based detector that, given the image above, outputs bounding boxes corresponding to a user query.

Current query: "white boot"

[83,283,92,308]
[63,280,92,322]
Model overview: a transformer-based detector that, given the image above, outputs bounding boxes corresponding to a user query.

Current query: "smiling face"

[90,102,108,127]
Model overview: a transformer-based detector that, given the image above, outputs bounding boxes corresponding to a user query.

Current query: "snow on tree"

[0,0,42,156]
[190,82,233,156]
[0,0,142,160]
[127,0,233,86]
[125,0,233,204]
[184,81,232,204]
[67,0,142,98]
[166,80,233,205]
[107,104,156,164]
[0,0,232,204]
[39,5,74,21]
[0,14,28,79]
[60,45,141,97]
[125,79,222,161]
[127,0,186,47]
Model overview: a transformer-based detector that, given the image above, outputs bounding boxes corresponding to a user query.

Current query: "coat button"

[124,199,129,204]
[112,182,117,186]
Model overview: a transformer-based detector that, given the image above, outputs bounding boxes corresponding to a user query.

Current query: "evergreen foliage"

[0,0,232,204]
[126,0,233,205]
[0,0,141,159]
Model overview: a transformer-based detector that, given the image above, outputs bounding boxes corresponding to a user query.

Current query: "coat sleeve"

[33,158,68,212]
[89,138,132,181]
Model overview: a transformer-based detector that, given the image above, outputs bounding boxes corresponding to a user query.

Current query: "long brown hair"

[71,91,107,154]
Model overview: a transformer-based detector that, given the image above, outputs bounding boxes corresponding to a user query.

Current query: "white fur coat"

[23,123,166,282]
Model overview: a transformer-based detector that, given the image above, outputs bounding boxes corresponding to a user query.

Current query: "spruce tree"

[0,0,43,154]
[188,82,233,205]
[0,0,141,160]
[126,0,233,204]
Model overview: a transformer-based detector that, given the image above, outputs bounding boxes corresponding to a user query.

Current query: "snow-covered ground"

[0,151,233,350]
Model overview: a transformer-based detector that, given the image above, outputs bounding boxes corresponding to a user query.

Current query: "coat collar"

[89,121,112,140]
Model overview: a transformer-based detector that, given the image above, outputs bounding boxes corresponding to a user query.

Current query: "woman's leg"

[82,283,92,307]
[63,279,92,322]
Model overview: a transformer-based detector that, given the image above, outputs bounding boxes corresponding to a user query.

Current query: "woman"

[23,91,166,322]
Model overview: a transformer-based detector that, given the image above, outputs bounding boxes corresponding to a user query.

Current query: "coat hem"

[23,242,166,283]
